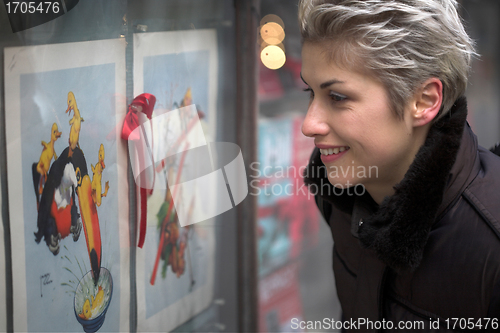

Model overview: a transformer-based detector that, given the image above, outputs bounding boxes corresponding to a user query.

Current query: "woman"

[301,0,500,330]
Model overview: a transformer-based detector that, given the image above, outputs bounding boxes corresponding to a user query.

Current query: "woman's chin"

[327,177,358,188]
[324,177,367,196]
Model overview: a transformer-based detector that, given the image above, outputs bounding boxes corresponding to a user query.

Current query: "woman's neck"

[365,124,432,205]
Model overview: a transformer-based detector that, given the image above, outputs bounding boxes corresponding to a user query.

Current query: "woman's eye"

[330,92,347,102]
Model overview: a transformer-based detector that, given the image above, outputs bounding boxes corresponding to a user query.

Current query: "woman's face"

[301,42,422,201]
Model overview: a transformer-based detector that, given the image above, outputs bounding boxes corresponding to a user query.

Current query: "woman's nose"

[301,101,329,138]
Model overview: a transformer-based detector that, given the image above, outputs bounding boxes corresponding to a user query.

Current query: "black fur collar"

[304,97,470,271]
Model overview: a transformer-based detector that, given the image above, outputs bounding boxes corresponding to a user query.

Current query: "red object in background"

[258,61,285,101]
[259,263,304,332]
[121,93,156,141]
[283,56,307,90]
[258,55,307,101]
[121,93,156,248]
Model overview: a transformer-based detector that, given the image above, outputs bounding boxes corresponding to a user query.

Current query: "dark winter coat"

[304,97,500,331]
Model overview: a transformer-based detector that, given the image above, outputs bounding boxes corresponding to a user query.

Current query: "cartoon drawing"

[91,144,110,207]
[5,39,124,333]
[31,91,108,330]
[33,92,103,287]
[147,85,211,289]
[133,30,217,331]
[34,123,62,196]
[66,91,84,157]
[150,134,197,288]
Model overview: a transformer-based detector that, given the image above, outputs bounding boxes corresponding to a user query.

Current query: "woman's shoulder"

[467,144,500,199]
[459,145,500,239]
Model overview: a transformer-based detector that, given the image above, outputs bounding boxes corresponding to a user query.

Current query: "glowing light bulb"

[260,22,285,45]
[261,45,286,70]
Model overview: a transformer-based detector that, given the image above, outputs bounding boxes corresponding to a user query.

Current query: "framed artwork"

[4,39,129,332]
[133,29,218,332]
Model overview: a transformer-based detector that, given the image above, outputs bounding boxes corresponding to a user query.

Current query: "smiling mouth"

[320,147,350,156]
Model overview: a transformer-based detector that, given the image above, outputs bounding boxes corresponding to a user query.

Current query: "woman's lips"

[318,146,350,163]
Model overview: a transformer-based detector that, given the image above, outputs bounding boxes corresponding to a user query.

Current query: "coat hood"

[304,96,476,271]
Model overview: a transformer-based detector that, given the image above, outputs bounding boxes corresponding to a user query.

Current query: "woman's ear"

[411,78,443,127]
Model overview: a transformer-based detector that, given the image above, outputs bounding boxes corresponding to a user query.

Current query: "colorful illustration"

[142,77,212,317]
[5,40,125,333]
[148,89,200,288]
[133,30,217,332]
[33,92,104,287]
[27,90,111,333]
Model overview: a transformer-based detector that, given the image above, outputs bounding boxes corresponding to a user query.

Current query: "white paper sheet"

[4,38,129,333]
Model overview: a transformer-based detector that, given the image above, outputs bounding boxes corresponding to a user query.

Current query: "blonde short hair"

[298,0,476,119]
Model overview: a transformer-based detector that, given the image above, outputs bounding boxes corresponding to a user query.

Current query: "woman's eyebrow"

[300,73,345,89]
[320,79,344,89]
